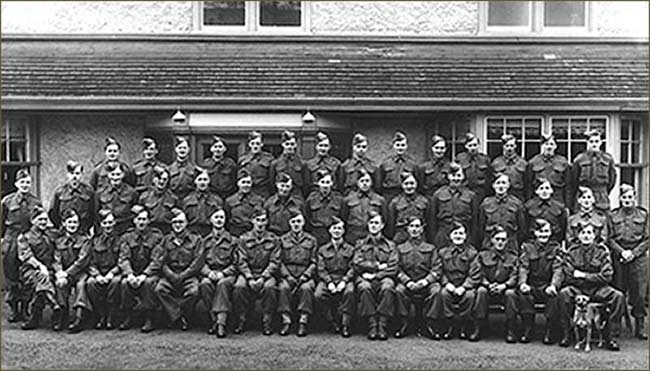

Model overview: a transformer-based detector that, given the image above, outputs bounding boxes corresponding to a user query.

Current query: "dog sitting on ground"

[572,294,610,352]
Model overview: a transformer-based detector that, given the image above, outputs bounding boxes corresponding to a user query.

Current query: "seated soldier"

[314,216,356,338]
[353,210,398,341]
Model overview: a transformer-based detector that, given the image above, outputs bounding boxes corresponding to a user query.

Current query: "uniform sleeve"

[17,234,40,268]
[518,248,529,287]
[376,162,386,194]
[516,204,526,244]
[89,168,99,191]
[353,245,379,274]
[52,247,64,274]
[117,235,134,276]
[68,241,92,277]
[261,240,281,279]
[632,212,649,258]
[568,161,580,211]
[477,202,487,248]
[583,249,613,285]
[302,242,318,280]
[143,243,163,276]
[123,163,136,188]
[607,157,616,193]
[428,195,439,244]
[376,244,398,280]
[505,258,518,288]
[397,253,412,285]
[425,249,441,284]
[180,238,206,280]
[470,193,480,248]
[237,240,253,280]
[462,253,482,290]
[386,199,397,240]
[550,247,564,289]
[316,250,332,284]
[220,242,239,277]
[268,160,278,196]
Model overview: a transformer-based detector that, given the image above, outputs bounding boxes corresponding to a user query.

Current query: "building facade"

[1,1,648,208]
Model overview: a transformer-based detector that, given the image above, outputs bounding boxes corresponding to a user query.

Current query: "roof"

[2,36,648,111]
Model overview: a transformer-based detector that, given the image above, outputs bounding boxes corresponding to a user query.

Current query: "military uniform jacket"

[305,154,341,192]
[478,247,518,288]
[317,239,355,284]
[94,182,138,224]
[139,188,180,227]
[305,190,343,230]
[225,191,265,232]
[566,209,609,245]
[1,192,42,238]
[378,153,419,192]
[338,155,377,195]
[387,193,429,238]
[203,156,238,197]
[563,241,613,291]
[479,194,526,242]
[270,153,309,196]
[89,160,135,191]
[429,185,478,240]
[438,243,481,289]
[53,232,90,276]
[238,151,274,193]
[168,158,199,199]
[610,206,649,259]
[49,182,94,231]
[419,157,451,197]
[526,153,570,204]
[159,231,204,279]
[519,239,563,288]
[238,230,280,279]
[17,226,55,270]
[183,190,224,228]
[491,154,527,199]
[524,196,567,242]
[353,235,398,280]
[456,152,492,196]
[74,232,121,277]
[341,190,387,230]
[200,229,239,278]
[570,151,616,208]
[279,231,318,279]
[132,158,167,194]
[396,238,441,284]
[118,227,165,276]
[264,194,305,236]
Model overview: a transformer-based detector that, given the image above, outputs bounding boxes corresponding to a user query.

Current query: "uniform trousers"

[86,275,122,315]
[314,281,355,325]
[395,282,441,319]
[612,255,647,318]
[154,276,199,322]
[120,276,159,312]
[232,275,277,319]
[277,278,315,323]
[473,286,518,320]
[518,285,559,321]
[356,277,395,318]
[439,288,475,320]
[199,275,236,323]
[558,285,625,333]
[55,273,87,311]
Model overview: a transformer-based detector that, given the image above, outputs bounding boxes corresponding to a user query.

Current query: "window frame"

[484,115,544,159]
[480,1,592,35]
[196,1,309,34]
[618,115,647,206]
[1,115,40,197]
[548,115,609,162]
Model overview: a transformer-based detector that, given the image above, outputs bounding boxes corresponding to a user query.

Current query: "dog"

[572,294,610,352]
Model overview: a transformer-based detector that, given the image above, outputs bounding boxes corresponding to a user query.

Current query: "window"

[2,116,38,197]
[619,116,646,204]
[487,1,532,30]
[429,117,471,161]
[482,1,590,34]
[200,1,305,32]
[485,117,542,159]
[550,116,607,162]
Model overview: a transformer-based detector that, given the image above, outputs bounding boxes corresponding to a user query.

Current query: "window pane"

[571,142,585,161]
[487,120,504,140]
[620,168,635,186]
[260,1,301,27]
[524,143,540,160]
[203,1,245,26]
[524,119,541,141]
[632,143,640,163]
[589,118,607,140]
[556,142,568,158]
[544,1,586,27]
[631,119,640,140]
[621,143,629,163]
[621,120,630,140]
[488,1,530,26]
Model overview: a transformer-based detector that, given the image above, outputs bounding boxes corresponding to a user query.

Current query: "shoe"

[8,302,23,323]
[68,317,85,334]
[279,323,291,336]
[297,323,307,337]
[119,316,132,331]
[262,323,273,336]
[377,317,388,341]
[442,324,454,340]
[179,316,189,331]
[105,314,116,330]
[216,324,227,338]
[367,325,378,341]
[635,317,648,340]
[605,339,620,351]
[520,316,533,343]
[505,320,517,343]
[208,322,218,335]
[21,312,41,331]
[559,330,571,347]
[542,327,554,345]
[140,318,154,333]
[95,316,106,330]
[341,326,351,338]
[468,320,481,342]
[394,318,408,338]
[52,309,63,332]
[331,322,341,334]
[234,321,245,334]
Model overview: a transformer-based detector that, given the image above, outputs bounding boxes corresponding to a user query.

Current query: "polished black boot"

[442,318,454,340]
[635,317,648,340]
[468,319,481,342]
[51,308,64,331]
[505,319,518,343]
[367,316,378,340]
[519,314,533,343]
[394,317,408,338]
[604,326,620,351]
[140,311,155,333]
[68,308,86,334]
[558,327,571,347]
[377,316,388,341]
[7,301,23,323]
[21,295,44,330]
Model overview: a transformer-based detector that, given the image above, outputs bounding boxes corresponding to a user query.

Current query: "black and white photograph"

[1,1,648,369]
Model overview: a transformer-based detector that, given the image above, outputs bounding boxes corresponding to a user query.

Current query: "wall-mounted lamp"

[302,110,316,125]
[172,108,187,125]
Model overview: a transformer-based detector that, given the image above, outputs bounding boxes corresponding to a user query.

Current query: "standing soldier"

[386,171,429,245]
[304,169,343,246]
[353,211,398,341]
[517,218,563,344]
[473,226,519,343]
[277,211,319,337]
[270,131,309,198]
[428,162,478,248]
[524,178,567,243]
[49,160,95,235]
[478,173,526,251]
[305,132,341,194]
[94,163,138,235]
[238,131,275,199]
[132,137,166,195]
[570,129,616,212]
[138,165,179,235]
[526,133,570,206]
[610,184,648,340]
[265,173,304,236]
[199,208,239,338]
[2,169,42,322]
[117,205,164,333]
[419,135,451,198]
[89,137,135,191]
[566,186,609,244]
[377,131,419,203]
[394,216,441,339]
[315,216,356,338]
[168,135,199,201]
[232,207,280,335]
[225,169,265,237]
[154,209,204,331]
[339,133,377,196]
[341,169,387,244]
[491,134,527,202]
[203,136,238,200]
[183,168,224,237]
[456,133,492,203]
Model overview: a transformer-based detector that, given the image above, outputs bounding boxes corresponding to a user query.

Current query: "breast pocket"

[595,160,611,182]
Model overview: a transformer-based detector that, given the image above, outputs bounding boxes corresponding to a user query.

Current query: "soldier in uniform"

[558,222,625,351]
[526,133,570,206]
[270,131,309,198]
[341,169,387,244]
[394,216,441,339]
[570,129,616,212]
[473,225,519,343]
[232,207,280,335]
[305,169,343,246]
[478,173,526,251]
[387,171,429,245]
[49,160,95,235]
[277,211,319,337]
[428,162,478,249]
[517,218,563,344]
[183,168,224,237]
[199,208,239,338]
[419,135,451,198]
[456,133,492,203]
[524,178,567,243]
[491,134,527,202]
[89,137,135,191]
[437,222,481,341]
[566,186,609,244]
[377,131,419,203]
[203,135,238,200]
[16,207,57,330]
[609,184,648,339]
[132,137,167,195]
[305,131,341,194]
[238,131,275,199]
[264,173,304,236]
[138,165,179,235]
[224,169,265,237]
[2,168,43,322]
[353,211,398,341]
[117,205,164,333]
[339,133,377,196]
[314,216,355,338]
[154,209,204,331]
[168,135,199,201]
[94,162,138,235]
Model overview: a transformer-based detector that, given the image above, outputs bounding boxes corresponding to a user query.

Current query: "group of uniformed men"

[1,128,647,351]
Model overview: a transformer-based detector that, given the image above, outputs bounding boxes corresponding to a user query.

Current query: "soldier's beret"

[620,183,635,195]
[540,133,555,144]
[66,160,83,173]
[493,172,509,183]
[431,135,445,146]
[533,177,551,190]
[352,133,367,146]
[533,218,551,231]
[576,186,593,198]
[448,162,463,173]
[489,225,508,238]
[281,130,296,143]
[315,131,329,144]
[275,172,292,184]
[357,168,372,181]
[170,208,186,222]
[209,207,226,218]
[104,137,120,149]
[97,208,114,222]
[174,135,189,147]
[152,165,169,178]
[195,167,209,178]
[329,216,344,228]
[252,205,267,218]
[577,221,595,232]
[584,129,602,138]
[131,204,147,217]
[399,171,416,183]
[450,221,466,234]
[248,131,262,142]
[315,169,332,182]
[367,210,382,222]
[464,132,478,145]
[288,209,303,220]
[406,215,423,226]
[392,131,407,143]
[237,168,252,180]
[501,134,516,144]
[15,168,31,181]
[61,208,78,221]
[212,135,225,145]
[106,162,122,173]
[142,137,156,149]
[30,206,47,221]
